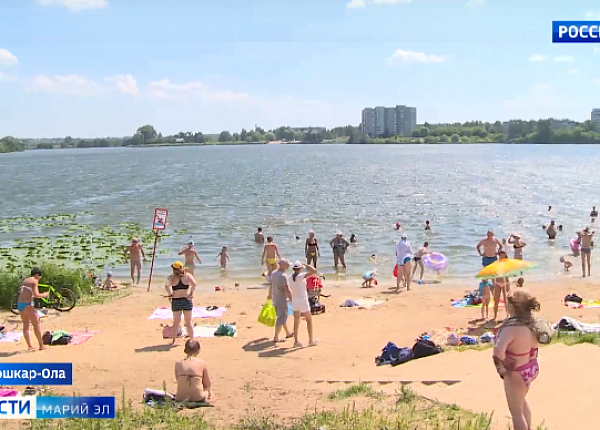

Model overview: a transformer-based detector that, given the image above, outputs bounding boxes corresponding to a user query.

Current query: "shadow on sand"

[134,344,176,353]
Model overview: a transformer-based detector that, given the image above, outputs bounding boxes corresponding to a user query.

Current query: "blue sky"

[0,0,599,137]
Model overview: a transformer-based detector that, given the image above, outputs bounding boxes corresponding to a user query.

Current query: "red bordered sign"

[152,208,168,230]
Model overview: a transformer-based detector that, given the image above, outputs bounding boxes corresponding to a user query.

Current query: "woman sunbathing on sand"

[174,339,213,402]
[165,261,197,345]
[493,290,546,430]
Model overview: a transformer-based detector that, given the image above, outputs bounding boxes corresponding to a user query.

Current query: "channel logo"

[553,21,600,43]
[0,397,115,419]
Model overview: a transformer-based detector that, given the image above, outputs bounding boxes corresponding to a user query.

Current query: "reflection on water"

[0,144,598,283]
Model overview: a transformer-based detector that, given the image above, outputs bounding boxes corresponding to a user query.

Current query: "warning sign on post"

[152,208,168,230]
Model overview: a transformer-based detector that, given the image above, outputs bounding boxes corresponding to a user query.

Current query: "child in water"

[350,234,358,244]
[425,220,431,230]
[560,256,572,272]
[362,268,378,288]
[215,246,231,269]
[478,279,493,321]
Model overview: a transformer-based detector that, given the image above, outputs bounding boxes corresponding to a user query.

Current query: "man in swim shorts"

[261,236,281,276]
[266,258,293,343]
[125,238,147,286]
[476,230,502,267]
[578,227,595,277]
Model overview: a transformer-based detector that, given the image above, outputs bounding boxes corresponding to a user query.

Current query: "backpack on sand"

[412,338,443,359]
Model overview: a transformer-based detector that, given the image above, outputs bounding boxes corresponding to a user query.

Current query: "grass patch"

[25,388,507,430]
[327,383,384,400]
[552,331,600,346]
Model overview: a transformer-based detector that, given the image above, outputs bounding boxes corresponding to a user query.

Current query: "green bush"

[0,263,93,309]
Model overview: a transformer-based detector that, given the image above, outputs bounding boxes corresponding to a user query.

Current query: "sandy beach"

[1,275,599,429]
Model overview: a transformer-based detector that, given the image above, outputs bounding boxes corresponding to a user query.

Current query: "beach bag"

[446,333,459,346]
[459,336,478,345]
[564,294,582,304]
[162,325,182,339]
[258,300,276,328]
[391,347,414,366]
[376,341,400,365]
[214,323,236,337]
[412,338,443,359]
[467,291,482,306]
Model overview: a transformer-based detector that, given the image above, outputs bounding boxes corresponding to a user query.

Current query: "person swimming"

[350,234,357,244]
[425,220,431,230]
[395,222,401,230]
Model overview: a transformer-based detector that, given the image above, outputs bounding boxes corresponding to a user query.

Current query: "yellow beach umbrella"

[476,258,535,279]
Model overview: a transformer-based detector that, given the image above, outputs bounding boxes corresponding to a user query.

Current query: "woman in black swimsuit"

[305,231,320,268]
[165,261,197,345]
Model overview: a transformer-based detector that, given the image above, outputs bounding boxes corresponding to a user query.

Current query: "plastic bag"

[258,300,276,327]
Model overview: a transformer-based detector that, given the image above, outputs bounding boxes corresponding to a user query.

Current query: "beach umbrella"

[476,258,535,279]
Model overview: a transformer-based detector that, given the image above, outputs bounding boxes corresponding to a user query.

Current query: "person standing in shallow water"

[546,221,557,240]
[329,231,350,269]
[261,237,280,276]
[477,230,503,267]
[305,231,320,268]
[254,227,265,244]
[577,227,595,277]
[179,241,202,276]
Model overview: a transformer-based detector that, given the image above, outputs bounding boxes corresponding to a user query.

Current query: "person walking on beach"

[395,234,414,291]
[305,231,320,268]
[476,230,503,267]
[267,259,293,343]
[165,261,197,345]
[493,290,543,430]
[577,227,595,277]
[179,241,202,276]
[288,261,318,348]
[261,237,281,276]
[508,234,526,260]
[17,267,48,351]
[591,207,598,222]
[329,231,350,269]
[412,242,429,282]
[125,237,147,286]
[254,227,265,244]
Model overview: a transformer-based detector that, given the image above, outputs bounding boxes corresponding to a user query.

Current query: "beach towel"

[0,389,19,398]
[564,299,600,309]
[69,330,101,345]
[341,298,383,309]
[451,298,505,309]
[143,388,213,409]
[189,324,238,338]
[0,331,22,343]
[552,317,600,333]
[147,307,227,320]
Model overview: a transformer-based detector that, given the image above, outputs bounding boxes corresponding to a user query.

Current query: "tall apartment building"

[592,109,600,126]
[361,105,417,138]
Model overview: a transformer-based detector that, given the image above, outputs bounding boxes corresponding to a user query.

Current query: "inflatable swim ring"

[570,238,581,254]
[422,253,448,271]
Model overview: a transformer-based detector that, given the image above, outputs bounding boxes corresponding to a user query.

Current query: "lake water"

[1,144,598,284]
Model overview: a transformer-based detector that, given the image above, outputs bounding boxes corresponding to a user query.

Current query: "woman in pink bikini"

[493,290,549,430]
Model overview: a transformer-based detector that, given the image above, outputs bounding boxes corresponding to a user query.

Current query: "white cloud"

[36,0,108,11]
[568,69,578,75]
[26,74,101,95]
[346,0,366,8]
[553,55,574,63]
[104,74,139,97]
[502,84,558,115]
[528,54,548,62]
[148,79,247,102]
[465,0,485,6]
[0,49,18,67]
[0,72,18,82]
[208,91,248,102]
[387,49,444,65]
[585,11,600,20]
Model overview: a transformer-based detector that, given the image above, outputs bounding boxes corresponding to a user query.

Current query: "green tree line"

[0,136,25,153]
